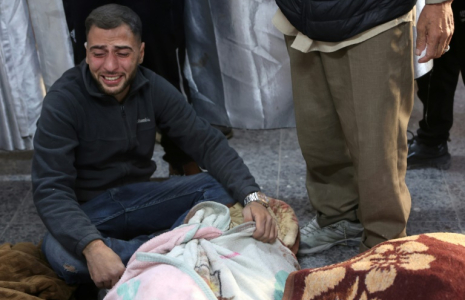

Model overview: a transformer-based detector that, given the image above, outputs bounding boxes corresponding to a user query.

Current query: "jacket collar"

[80,60,149,100]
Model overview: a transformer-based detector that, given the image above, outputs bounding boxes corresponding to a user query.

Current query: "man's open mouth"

[101,75,123,85]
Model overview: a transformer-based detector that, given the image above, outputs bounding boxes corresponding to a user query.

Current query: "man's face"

[86,24,145,102]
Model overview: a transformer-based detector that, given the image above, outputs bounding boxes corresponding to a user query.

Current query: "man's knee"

[42,233,91,285]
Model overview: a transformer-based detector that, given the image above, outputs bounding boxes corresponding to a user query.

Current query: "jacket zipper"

[120,104,130,176]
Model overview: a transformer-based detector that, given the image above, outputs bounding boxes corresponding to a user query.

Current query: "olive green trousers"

[285,22,414,250]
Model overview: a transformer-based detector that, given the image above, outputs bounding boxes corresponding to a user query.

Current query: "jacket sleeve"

[32,91,103,257]
[151,76,260,204]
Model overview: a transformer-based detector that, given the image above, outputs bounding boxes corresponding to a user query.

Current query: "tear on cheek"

[63,264,77,273]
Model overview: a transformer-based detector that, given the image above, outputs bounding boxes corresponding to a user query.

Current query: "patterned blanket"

[104,201,300,300]
[282,233,465,300]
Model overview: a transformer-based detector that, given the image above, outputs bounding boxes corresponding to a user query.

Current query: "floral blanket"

[282,233,465,300]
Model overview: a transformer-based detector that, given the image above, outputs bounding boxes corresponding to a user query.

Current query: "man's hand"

[416,0,454,63]
[243,202,278,243]
[82,240,126,289]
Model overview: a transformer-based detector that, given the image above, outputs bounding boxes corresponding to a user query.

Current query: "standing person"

[273,0,454,254]
[32,4,276,289]
[408,0,465,170]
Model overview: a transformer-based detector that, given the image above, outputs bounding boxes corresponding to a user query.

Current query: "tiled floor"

[0,78,464,272]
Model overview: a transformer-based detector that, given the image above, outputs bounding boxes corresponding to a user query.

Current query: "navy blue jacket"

[276,0,416,42]
[32,62,259,257]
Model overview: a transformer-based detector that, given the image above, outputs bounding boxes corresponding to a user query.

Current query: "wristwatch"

[243,191,269,208]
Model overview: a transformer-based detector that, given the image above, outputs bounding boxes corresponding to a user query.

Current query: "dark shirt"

[275,0,416,42]
[32,62,259,257]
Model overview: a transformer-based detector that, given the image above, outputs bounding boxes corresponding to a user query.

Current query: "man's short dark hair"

[85,4,142,43]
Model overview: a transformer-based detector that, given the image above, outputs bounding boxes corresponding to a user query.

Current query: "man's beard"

[91,67,137,98]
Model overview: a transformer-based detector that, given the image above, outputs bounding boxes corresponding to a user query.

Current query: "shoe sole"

[297,237,361,255]
[407,154,451,170]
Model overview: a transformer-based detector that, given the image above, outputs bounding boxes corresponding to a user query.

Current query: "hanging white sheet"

[0,0,74,150]
[184,0,296,129]
[27,0,74,91]
[0,0,44,150]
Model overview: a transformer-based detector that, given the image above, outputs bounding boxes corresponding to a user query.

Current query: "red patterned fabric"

[283,233,465,300]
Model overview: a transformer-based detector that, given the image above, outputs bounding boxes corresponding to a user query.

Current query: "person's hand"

[82,240,126,289]
[416,0,454,63]
[243,201,278,243]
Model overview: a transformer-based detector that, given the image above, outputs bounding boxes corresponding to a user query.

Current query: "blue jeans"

[41,173,235,284]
